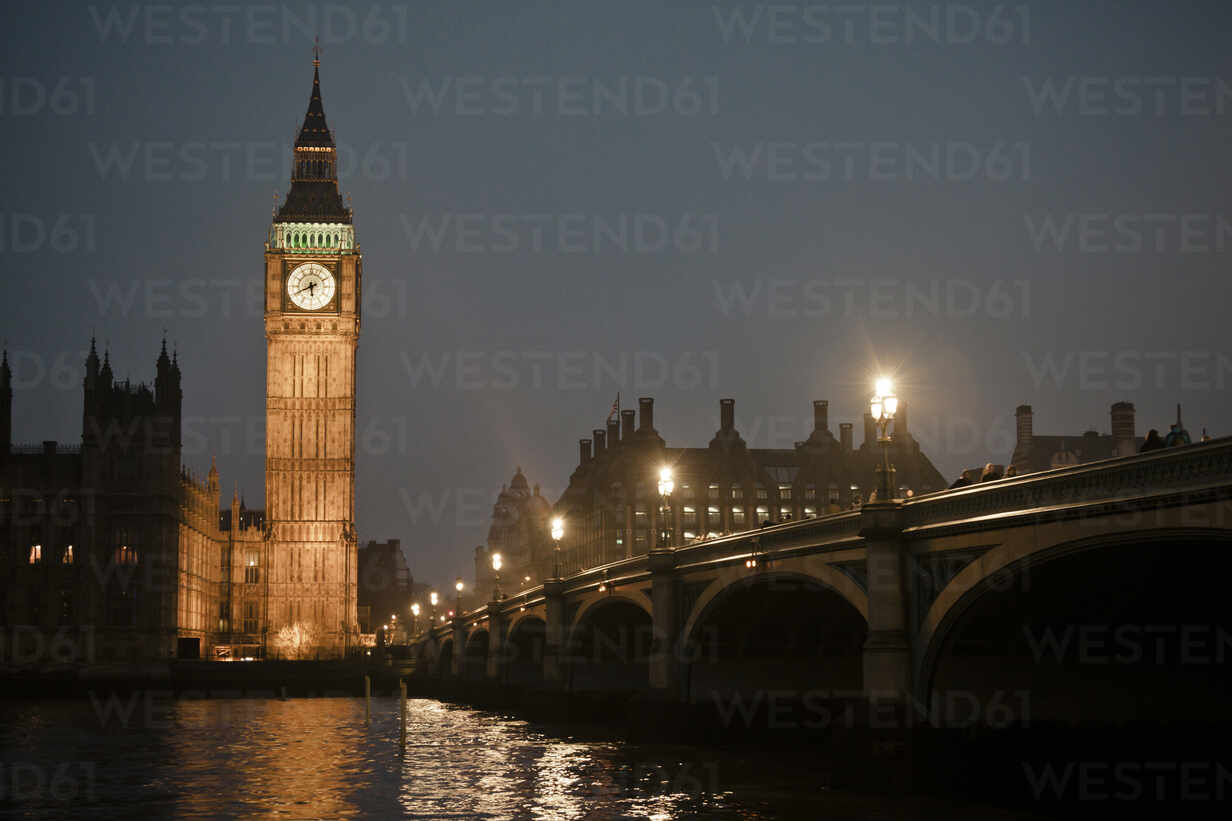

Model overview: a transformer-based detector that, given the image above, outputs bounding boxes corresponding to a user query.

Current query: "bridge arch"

[505,614,547,684]
[567,590,652,636]
[435,636,454,677]
[918,527,1232,723]
[566,593,654,691]
[462,628,489,680]
[680,562,869,701]
[680,558,868,646]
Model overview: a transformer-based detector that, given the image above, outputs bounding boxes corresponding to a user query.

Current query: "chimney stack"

[638,397,655,432]
[812,400,828,434]
[620,409,636,442]
[607,417,620,449]
[1015,405,1033,451]
[579,439,592,466]
[1110,401,1135,456]
[839,423,853,452]
[593,428,606,456]
[894,400,908,438]
[863,412,877,448]
[720,398,735,431]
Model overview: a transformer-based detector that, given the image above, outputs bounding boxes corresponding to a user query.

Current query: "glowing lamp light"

[429,591,439,607]
[491,552,502,572]
[874,377,893,399]
[455,578,464,593]
[658,466,674,497]
[550,516,564,542]
[411,603,420,617]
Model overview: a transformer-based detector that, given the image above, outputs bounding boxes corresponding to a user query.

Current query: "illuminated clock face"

[287,263,336,310]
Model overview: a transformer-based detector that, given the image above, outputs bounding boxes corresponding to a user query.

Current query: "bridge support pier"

[450,616,466,677]
[648,548,681,696]
[860,501,912,701]
[542,580,565,685]
[485,601,506,680]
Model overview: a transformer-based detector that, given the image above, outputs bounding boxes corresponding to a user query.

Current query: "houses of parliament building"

[0,55,362,663]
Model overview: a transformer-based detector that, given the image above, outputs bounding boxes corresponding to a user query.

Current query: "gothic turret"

[154,337,182,448]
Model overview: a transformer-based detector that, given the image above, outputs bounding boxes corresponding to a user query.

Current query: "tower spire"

[275,51,349,224]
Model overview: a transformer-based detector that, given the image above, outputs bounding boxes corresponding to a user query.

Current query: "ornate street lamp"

[455,577,464,616]
[429,590,439,625]
[550,515,564,578]
[491,552,503,600]
[870,377,899,501]
[410,602,420,637]
[657,466,674,548]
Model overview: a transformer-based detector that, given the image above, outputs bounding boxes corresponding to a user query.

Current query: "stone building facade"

[480,395,946,594]
[473,469,553,605]
[1009,402,1143,473]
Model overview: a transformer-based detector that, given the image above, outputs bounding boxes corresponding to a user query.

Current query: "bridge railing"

[902,435,1232,530]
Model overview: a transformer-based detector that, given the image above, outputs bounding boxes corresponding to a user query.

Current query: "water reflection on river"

[1,698,1038,819]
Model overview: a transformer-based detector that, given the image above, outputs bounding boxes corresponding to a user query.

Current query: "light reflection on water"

[0,698,1036,819]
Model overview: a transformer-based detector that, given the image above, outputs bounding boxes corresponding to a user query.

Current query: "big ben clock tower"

[263,51,360,657]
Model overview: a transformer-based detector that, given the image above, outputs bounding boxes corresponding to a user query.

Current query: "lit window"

[731,487,743,500]
[115,545,138,565]
[731,507,746,525]
[245,552,260,584]
[778,485,792,501]
[28,544,42,564]
[707,505,720,517]
[779,506,792,520]
[805,485,817,500]
[62,545,74,565]
[828,484,840,506]
[756,505,769,523]
[804,505,817,518]
[683,531,696,540]
[756,486,768,500]
[708,483,719,500]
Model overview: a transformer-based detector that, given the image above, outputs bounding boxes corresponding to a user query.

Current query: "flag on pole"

[606,393,620,424]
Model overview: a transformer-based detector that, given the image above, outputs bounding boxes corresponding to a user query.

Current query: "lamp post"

[870,377,899,501]
[429,590,439,627]
[455,577,464,616]
[410,602,420,637]
[491,552,502,600]
[550,516,564,578]
[657,466,674,548]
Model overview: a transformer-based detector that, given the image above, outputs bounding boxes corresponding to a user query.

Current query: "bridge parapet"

[902,436,1232,531]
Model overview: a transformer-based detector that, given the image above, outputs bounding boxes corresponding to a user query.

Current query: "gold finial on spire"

[313,36,320,68]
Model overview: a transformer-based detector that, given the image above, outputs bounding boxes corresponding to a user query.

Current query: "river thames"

[0,696,1050,819]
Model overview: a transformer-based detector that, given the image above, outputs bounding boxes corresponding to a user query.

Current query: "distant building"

[473,469,552,604]
[1009,402,1143,474]
[479,396,946,592]
[357,539,413,635]
[0,342,233,662]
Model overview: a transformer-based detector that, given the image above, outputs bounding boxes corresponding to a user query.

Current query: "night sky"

[3,1,1229,589]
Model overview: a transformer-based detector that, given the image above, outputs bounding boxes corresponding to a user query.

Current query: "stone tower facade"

[262,53,360,657]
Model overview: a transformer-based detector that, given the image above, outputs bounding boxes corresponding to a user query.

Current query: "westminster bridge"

[411,437,1232,725]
